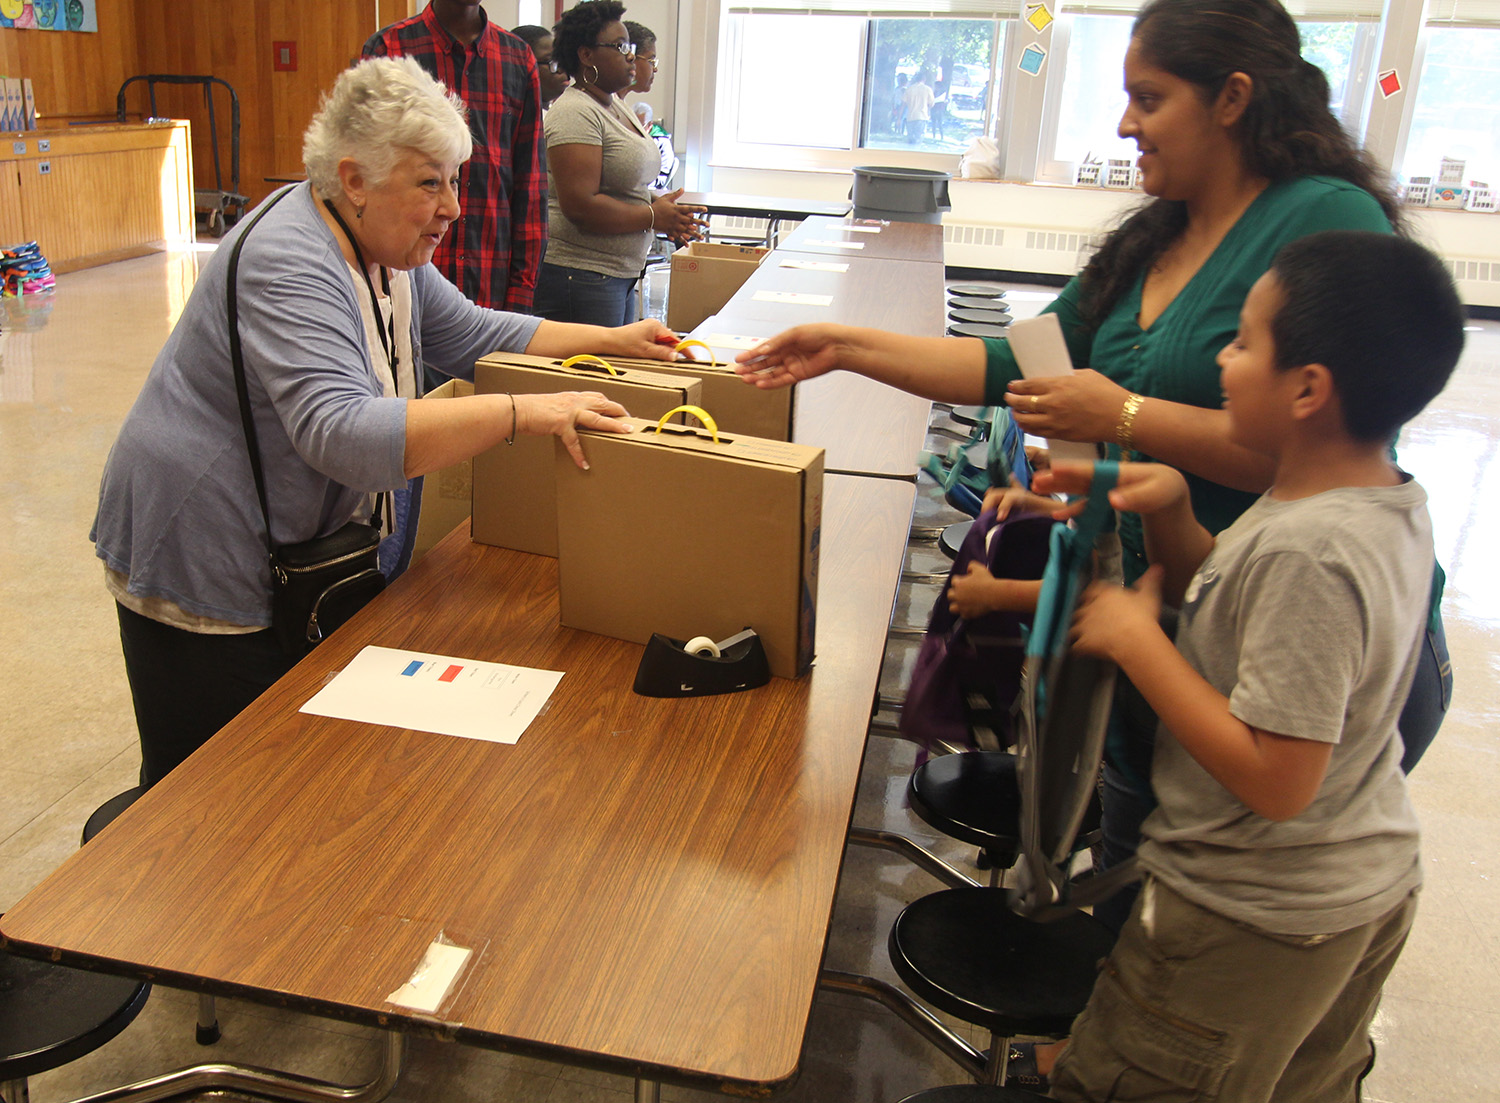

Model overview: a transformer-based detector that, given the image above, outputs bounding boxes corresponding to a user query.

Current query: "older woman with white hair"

[93,57,679,787]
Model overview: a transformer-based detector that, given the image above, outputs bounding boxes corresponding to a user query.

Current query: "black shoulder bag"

[228,187,386,657]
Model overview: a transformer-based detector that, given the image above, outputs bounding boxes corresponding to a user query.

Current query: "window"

[727,14,865,149]
[1401,26,1500,187]
[861,19,1003,154]
[1048,13,1373,181]
[1051,14,1135,171]
[713,4,1017,168]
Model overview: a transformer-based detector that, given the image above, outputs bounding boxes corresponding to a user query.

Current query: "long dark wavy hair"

[1077,0,1404,331]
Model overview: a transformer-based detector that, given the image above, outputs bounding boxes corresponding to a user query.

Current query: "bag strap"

[228,185,381,563]
[1027,460,1119,665]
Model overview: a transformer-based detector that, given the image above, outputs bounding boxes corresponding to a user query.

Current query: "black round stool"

[949,308,1014,326]
[1,943,150,1103]
[948,322,1011,338]
[948,297,1012,313]
[897,1086,1048,1103]
[946,284,1008,299]
[939,521,972,560]
[908,751,1023,871]
[889,887,1114,1082]
[80,786,147,845]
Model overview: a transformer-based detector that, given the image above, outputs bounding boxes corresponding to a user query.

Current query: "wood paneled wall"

[4,0,410,213]
[0,1,138,119]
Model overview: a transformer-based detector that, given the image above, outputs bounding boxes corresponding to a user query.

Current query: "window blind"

[1426,0,1500,25]
[728,2,1023,17]
[1052,0,1384,20]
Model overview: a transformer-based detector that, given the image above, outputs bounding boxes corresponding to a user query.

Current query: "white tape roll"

[684,636,721,658]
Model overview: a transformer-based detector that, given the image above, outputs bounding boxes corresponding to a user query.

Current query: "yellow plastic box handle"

[560,353,620,375]
[673,339,719,367]
[654,405,719,443]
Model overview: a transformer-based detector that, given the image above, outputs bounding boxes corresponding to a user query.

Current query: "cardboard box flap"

[607,416,823,471]
[474,351,702,394]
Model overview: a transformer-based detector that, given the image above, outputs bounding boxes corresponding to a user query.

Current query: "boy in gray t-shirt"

[1036,232,1466,1102]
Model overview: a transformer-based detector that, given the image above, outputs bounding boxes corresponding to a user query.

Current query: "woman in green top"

[737,0,1413,938]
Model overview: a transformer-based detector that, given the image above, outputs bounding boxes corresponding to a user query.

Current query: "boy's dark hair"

[624,20,655,52]
[1269,231,1465,442]
[511,24,552,50]
[553,0,626,78]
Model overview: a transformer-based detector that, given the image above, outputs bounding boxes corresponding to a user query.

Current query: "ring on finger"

[1030,394,1039,411]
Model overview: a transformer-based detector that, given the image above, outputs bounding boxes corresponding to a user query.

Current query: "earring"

[355,204,364,220]
[585,63,600,85]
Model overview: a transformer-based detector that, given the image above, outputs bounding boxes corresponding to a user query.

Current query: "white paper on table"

[803,239,865,250]
[300,645,563,745]
[752,290,834,306]
[1005,314,1102,465]
[778,259,849,273]
[700,331,768,351]
[839,224,885,233]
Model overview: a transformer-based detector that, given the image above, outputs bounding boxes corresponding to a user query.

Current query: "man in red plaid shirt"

[363,0,546,321]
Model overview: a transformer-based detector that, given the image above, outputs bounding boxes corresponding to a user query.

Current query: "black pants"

[117,603,297,787]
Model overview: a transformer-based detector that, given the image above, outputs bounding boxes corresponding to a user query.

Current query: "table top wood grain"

[1,474,917,1094]
[775,216,946,265]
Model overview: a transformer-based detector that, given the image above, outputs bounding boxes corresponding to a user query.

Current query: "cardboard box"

[411,379,476,563]
[591,353,795,442]
[470,354,703,556]
[555,417,823,679]
[666,241,769,331]
[22,78,36,130]
[1429,184,1468,210]
[0,79,19,132]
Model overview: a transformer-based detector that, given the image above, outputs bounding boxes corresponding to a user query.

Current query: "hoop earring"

[584,63,600,85]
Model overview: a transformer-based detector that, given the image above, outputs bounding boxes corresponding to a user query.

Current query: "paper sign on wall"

[1378,69,1402,99]
[1025,4,1055,33]
[1019,44,1047,76]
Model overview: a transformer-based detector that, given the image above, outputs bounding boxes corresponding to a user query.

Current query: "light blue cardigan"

[93,183,542,625]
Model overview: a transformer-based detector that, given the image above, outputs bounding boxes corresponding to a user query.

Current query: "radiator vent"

[942,223,1005,248]
[1449,259,1499,283]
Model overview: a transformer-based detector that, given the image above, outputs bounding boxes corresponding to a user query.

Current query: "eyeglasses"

[593,40,635,56]
[638,58,659,72]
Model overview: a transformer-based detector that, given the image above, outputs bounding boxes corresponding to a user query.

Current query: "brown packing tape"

[554,417,823,680]
[470,355,704,556]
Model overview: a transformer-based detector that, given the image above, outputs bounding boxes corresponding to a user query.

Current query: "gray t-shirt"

[543,86,660,279]
[1139,479,1429,935]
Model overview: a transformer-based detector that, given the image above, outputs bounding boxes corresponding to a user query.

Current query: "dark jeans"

[117,603,296,787]
[533,261,636,327]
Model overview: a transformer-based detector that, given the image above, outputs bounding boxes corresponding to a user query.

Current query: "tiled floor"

[1,250,1496,1102]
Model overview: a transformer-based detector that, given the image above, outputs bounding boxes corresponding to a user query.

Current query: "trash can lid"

[851,165,954,182]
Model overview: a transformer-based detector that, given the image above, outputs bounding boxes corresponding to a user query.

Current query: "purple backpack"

[899,506,1057,751]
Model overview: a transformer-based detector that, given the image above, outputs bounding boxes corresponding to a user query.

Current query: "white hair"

[302,57,473,199]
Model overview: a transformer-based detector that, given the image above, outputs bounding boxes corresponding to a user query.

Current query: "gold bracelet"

[1117,392,1145,455]
[505,393,517,446]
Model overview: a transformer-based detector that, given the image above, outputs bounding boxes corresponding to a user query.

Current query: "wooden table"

[1,474,917,1096]
[680,191,852,247]
[775,215,946,265]
[712,252,946,333]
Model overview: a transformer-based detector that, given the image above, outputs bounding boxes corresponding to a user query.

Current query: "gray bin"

[851,165,952,224]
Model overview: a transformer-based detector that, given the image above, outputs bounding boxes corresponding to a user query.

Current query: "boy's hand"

[981,478,1057,521]
[1033,460,1190,518]
[1070,566,1164,664]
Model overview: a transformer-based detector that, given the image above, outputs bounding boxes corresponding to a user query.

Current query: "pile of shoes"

[1,242,55,296]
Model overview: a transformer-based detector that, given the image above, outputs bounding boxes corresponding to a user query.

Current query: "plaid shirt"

[363,5,546,312]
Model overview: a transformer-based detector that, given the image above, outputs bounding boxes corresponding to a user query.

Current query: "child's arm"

[1035,461,1215,606]
[1071,571,1333,820]
[948,565,1042,618]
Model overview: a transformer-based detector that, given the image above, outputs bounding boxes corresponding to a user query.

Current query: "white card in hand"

[1005,314,1102,465]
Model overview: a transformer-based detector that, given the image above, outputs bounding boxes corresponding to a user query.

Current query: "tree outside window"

[862,18,1002,153]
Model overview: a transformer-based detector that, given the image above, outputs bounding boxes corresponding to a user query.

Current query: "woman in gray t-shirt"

[535,1,704,326]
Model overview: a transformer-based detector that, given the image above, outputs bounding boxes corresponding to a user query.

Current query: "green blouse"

[982,175,1392,577]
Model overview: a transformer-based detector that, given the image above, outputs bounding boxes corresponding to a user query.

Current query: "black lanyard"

[323,200,399,387]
